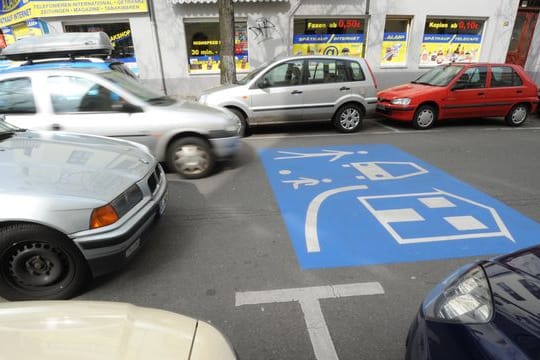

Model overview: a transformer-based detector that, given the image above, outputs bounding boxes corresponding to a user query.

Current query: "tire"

[413,105,437,130]
[228,107,249,137]
[333,104,364,133]
[505,103,528,127]
[0,224,89,301]
[167,137,215,179]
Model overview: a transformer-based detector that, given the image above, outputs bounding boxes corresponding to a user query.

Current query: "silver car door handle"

[291,90,303,94]
[340,86,350,91]
[51,123,62,131]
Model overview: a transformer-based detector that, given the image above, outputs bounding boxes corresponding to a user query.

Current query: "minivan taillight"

[365,61,378,89]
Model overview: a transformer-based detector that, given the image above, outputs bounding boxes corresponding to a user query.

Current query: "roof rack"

[0,32,113,61]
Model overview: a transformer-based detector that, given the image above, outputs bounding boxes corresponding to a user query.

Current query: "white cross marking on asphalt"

[236,282,385,360]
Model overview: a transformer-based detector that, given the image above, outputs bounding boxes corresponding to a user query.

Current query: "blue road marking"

[259,144,540,269]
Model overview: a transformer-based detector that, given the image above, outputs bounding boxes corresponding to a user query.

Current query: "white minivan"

[199,55,378,136]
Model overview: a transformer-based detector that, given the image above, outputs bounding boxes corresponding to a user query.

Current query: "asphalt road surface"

[74,114,540,359]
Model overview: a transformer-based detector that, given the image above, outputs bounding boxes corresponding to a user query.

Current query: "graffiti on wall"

[249,17,279,43]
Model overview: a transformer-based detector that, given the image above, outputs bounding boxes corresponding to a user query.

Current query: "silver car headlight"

[423,265,493,324]
[391,98,411,105]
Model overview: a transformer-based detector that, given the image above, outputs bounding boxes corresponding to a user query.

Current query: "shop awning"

[169,0,287,3]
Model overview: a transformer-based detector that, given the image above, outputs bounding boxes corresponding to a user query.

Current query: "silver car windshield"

[412,65,464,86]
[237,64,269,85]
[101,71,176,105]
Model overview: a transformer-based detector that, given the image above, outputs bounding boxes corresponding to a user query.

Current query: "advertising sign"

[420,19,483,66]
[1,26,15,44]
[380,32,407,65]
[293,18,365,57]
[189,23,249,73]
[0,0,148,27]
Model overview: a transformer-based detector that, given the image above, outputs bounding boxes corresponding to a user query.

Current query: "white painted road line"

[236,282,385,360]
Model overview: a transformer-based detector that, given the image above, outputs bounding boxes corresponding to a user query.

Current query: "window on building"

[420,17,485,66]
[381,18,410,66]
[293,18,365,57]
[64,23,138,75]
[0,77,36,114]
[185,21,248,74]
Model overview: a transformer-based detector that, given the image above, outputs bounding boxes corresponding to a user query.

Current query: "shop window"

[64,23,138,75]
[0,77,36,114]
[420,17,485,66]
[381,18,410,66]
[185,21,249,74]
[293,18,365,57]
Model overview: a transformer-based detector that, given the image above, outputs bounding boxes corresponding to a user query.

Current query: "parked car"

[0,301,237,359]
[377,63,539,129]
[199,55,378,135]
[0,57,139,79]
[0,66,240,179]
[406,244,540,359]
[0,119,167,300]
[0,31,137,78]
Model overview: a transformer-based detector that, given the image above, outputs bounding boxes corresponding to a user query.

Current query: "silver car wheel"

[174,144,210,176]
[334,104,364,133]
[339,108,361,130]
[167,137,215,179]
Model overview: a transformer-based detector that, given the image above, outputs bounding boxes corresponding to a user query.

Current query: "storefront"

[3,0,538,98]
[154,0,539,98]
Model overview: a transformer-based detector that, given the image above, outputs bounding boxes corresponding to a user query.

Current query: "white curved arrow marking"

[283,177,320,190]
[275,149,354,162]
[305,185,368,252]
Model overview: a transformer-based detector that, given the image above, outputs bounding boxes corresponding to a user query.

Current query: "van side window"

[262,60,304,87]
[306,59,338,84]
[348,61,366,81]
[47,76,125,113]
[491,66,523,87]
[0,77,36,114]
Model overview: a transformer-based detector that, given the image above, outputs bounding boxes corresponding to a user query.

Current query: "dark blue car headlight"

[423,264,493,324]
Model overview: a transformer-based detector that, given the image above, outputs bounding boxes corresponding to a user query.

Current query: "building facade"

[1,0,539,98]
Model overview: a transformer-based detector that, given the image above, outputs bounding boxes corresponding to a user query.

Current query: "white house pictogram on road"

[358,188,515,245]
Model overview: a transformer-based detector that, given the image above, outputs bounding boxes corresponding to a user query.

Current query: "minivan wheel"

[0,224,89,301]
[413,105,437,129]
[228,108,249,137]
[333,104,364,133]
[167,137,215,179]
[505,104,528,127]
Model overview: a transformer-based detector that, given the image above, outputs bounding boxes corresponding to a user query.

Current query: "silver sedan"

[0,120,167,300]
[0,67,241,179]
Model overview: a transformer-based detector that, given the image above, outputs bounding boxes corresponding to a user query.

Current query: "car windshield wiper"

[411,81,433,85]
[0,131,15,140]
[147,96,175,105]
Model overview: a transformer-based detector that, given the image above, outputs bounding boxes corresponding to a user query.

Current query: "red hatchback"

[376,63,539,129]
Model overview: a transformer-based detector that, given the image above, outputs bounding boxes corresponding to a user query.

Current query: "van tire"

[333,104,364,133]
